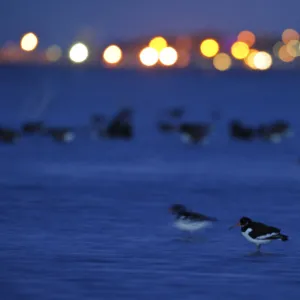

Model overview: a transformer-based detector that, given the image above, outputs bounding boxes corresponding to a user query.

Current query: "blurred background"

[1,1,300,299]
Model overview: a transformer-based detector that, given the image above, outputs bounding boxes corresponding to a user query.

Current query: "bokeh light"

[159,47,178,66]
[139,47,159,67]
[237,31,256,47]
[253,51,272,70]
[273,41,283,57]
[244,49,259,69]
[20,32,38,51]
[45,45,62,62]
[278,45,295,62]
[176,50,191,68]
[282,29,299,44]
[200,39,219,58]
[103,45,123,65]
[286,40,300,57]
[69,43,89,63]
[175,36,193,51]
[231,41,249,60]
[149,37,167,52]
[213,53,232,71]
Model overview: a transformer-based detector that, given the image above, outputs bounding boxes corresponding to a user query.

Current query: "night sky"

[1,0,299,48]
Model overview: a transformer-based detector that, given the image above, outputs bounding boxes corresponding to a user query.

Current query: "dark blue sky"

[1,0,299,48]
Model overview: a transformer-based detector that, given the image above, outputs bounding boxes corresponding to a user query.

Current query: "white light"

[69,43,89,63]
[139,47,159,67]
[253,51,272,70]
[20,32,38,51]
[103,45,122,64]
[159,47,178,66]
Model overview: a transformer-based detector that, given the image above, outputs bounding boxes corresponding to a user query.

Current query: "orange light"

[237,31,256,47]
[231,41,249,60]
[159,47,178,66]
[278,45,295,62]
[175,36,193,51]
[200,39,219,58]
[176,50,191,68]
[286,40,300,57]
[103,45,122,65]
[282,29,299,44]
[244,49,259,69]
[149,37,167,52]
[20,32,38,51]
[213,53,232,71]
[139,47,159,67]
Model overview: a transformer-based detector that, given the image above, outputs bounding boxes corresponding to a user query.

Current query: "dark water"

[1,65,300,299]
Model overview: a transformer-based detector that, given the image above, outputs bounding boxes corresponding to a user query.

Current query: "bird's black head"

[229,216,252,230]
[169,204,187,215]
[239,217,252,227]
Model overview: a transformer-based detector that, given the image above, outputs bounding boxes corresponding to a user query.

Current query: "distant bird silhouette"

[179,122,211,144]
[229,120,256,141]
[169,204,217,233]
[44,127,75,143]
[0,127,20,144]
[168,107,185,118]
[257,120,292,143]
[105,108,133,139]
[21,121,44,135]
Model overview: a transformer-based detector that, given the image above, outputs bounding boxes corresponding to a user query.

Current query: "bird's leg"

[256,244,261,253]
[184,231,193,241]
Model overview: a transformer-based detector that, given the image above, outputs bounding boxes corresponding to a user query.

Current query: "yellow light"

[69,43,89,63]
[237,31,256,47]
[45,45,62,62]
[103,45,122,65]
[231,41,249,60]
[200,39,219,58]
[213,53,232,71]
[286,40,300,57]
[253,51,272,70]
[278,45,294,62]
[20,32,38,51]
[244,49,259,69]
[139,47,159,67]
[282,29,299,44]
[159,47,178,66]
[149,37,168,52]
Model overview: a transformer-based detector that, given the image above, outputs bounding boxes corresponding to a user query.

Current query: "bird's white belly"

[180,133,192,144]
[174,219,211,232]
[242,229,271,245]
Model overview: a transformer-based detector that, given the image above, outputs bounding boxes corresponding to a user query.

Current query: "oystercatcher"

[229,216,288,251]
[169,204,218,233]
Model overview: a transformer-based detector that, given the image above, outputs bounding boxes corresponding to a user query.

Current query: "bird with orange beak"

[229,216,288,251]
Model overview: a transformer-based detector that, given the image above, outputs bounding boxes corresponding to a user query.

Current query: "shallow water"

[0,66,300,299]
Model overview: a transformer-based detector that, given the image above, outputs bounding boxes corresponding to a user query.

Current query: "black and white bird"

[229,216,288,251]
[169,204,218,233]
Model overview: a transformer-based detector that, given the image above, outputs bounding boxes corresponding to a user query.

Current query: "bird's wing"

[249,222,281,239]
[183,211,217,221]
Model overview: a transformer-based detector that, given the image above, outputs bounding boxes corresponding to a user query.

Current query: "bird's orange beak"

[228,222,241,230]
